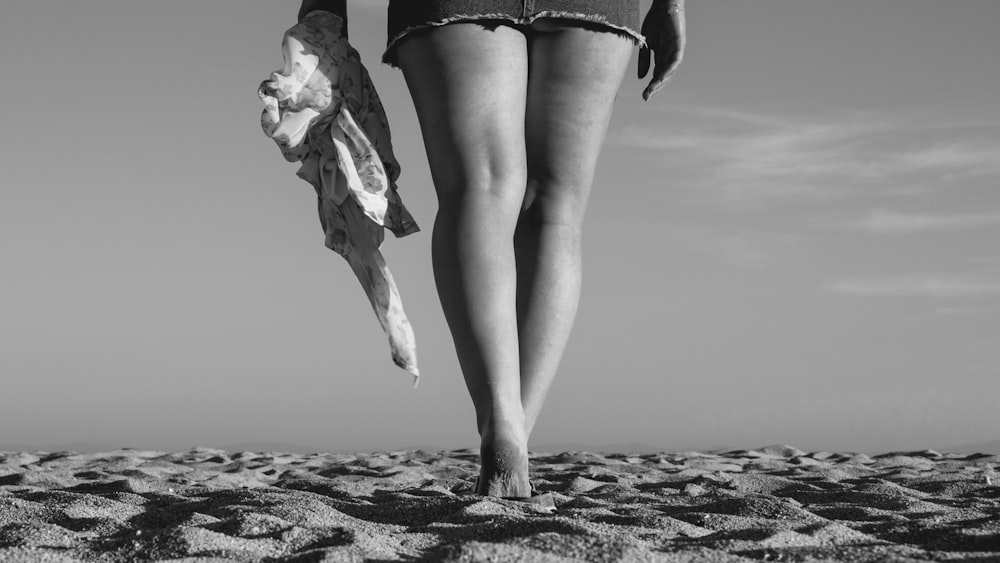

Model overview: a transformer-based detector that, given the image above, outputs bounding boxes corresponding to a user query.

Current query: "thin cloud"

[851,209,1000,234]
[613,120,874,200]
[826,276,1000,297]
[610,106,1000,206]
[894,144,1000,178]
[649,225,800,268]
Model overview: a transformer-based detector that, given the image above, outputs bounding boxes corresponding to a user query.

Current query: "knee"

[518,175,591,231]
[434,162,527,218]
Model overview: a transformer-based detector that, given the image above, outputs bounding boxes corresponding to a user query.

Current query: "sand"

[1,446,998,562]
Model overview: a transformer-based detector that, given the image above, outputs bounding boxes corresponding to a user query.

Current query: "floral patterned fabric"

[259,10,421,384]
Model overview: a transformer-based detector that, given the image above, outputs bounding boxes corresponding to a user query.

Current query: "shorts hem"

[382,11,646,68]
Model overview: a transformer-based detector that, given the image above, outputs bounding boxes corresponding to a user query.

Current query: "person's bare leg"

[397,24,531,497]
[516,22,634,438]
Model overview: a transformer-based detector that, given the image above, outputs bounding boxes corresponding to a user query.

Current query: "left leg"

[396,23,532,498]
[516,21,635,437]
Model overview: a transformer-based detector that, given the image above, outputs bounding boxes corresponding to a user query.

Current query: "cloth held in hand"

[258,10,420,383]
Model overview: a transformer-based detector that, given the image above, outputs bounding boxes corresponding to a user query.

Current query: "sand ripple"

[1,446,998,561]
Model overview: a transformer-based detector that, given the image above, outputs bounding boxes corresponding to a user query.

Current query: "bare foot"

[476,419,530,498]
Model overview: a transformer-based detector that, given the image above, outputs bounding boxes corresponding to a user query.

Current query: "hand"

[298,0,348,38]
[638,0,687,101]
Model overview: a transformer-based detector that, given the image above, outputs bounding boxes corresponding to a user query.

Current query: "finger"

[645,67,677,100]
[644,58,679,100]
[643,50,667,100]
[638,46,651,79]
[642,77,666,101]
[659,60,680,83]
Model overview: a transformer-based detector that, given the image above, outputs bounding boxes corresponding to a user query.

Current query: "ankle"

[480,411,525,439]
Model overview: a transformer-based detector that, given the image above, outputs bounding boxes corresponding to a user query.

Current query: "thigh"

[396,24,530,201]
[523,21,634,220]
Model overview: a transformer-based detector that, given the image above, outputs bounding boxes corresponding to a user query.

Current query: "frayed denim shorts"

[383,0,645,67]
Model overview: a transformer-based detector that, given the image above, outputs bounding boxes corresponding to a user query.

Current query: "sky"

[1,1,998,455]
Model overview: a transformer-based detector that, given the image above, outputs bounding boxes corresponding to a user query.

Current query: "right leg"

[397,23,531,497]
[515,21,635,437]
